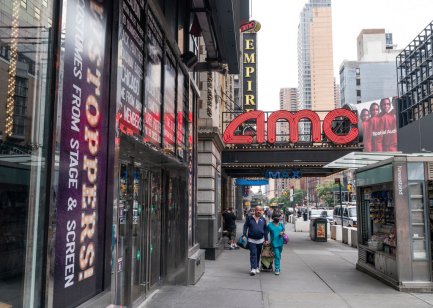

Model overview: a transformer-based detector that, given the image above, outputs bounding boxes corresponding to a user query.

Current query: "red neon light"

[223,111,265,144]
[323,109,359,144]
[223,108,359,145]
[267,110,321,144]
[240,21,255,32]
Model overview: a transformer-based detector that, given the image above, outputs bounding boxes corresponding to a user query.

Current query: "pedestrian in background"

[267,211,285,275]
[222,207,238,249]
[242,206,268,275]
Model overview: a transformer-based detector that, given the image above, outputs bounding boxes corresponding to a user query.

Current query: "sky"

[251,0,433,111]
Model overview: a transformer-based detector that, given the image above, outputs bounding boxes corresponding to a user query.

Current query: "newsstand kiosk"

[356,154,433,292]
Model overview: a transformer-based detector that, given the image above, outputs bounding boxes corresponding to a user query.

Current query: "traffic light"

[347,184,352,191]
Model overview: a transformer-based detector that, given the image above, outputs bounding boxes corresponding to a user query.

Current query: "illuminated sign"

[265,170,301,179]
[242,32,257,111]
[223,108,359,145]
[240,20,261,33]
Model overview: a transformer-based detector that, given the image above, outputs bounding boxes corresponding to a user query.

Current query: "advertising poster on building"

[355,96,398,152]
[118,0,145,136]
[144,30,162,146]
[163,58,176,154]
[53,0,110,306]
[176,72,186,159]
[242,32,257,111]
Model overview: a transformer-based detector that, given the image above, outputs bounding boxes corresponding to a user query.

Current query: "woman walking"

[267,211,285,275]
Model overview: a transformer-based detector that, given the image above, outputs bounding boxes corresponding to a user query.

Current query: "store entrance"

[116,157,162,306]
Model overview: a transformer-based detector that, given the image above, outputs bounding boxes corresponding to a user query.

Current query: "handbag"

[282,233,289,244]
[237,235,249,249]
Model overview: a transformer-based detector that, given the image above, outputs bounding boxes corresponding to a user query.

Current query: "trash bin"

[310,217,327,242]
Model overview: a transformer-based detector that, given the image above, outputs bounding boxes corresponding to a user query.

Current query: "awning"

[325,151,433,169]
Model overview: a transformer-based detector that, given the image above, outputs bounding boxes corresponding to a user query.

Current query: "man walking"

[222,207,238,249]
[242,206,268,275]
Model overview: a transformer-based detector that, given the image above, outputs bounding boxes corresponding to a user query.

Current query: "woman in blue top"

[267,211,285,275]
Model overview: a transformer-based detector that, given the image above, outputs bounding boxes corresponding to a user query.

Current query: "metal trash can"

[310,218,327,242]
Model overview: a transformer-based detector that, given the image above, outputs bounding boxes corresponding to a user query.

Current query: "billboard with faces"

[355,96,398,152]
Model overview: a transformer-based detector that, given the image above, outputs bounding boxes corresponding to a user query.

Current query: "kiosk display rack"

[356,155,433,292]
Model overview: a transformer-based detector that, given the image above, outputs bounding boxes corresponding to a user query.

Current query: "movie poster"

[355,96,398,152]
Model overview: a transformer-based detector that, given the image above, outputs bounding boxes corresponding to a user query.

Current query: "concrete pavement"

[141,222,433,308]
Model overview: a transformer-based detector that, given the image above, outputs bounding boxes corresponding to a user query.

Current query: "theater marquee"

[223,109,359,145]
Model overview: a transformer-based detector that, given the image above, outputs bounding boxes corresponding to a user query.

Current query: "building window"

[34,7,40,20]
[356,68,360,75]
[0,1,55,306]
[356,79,360,86]
[12,77,28,137]
[356,90,361,97]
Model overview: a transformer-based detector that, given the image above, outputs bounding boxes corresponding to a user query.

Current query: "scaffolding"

[396,20,433,128]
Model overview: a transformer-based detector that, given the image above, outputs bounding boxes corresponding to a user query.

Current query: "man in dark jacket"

[222,207,238,249]
[242,206,268,275]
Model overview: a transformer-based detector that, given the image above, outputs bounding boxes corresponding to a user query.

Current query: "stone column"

[197,129,224,260]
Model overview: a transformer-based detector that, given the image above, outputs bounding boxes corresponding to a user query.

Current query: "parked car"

[309,209,323,219]
[323,209,333,224]
[333,206,357,227]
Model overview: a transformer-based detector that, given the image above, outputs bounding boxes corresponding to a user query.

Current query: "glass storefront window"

[0,0,55,306]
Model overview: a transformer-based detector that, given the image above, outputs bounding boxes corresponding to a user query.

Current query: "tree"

[293,189,305,206]
[316,182,338,207]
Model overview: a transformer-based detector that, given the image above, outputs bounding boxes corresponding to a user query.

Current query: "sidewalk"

[142,222,433,308]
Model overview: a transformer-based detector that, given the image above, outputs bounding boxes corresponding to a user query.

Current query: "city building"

[277,87,297,141]
[334,78,341,108]
[397,20,433,153]
[196,36,239,259]
[339,29,401,105]
[297,0,334,112]
[0,1,246,307]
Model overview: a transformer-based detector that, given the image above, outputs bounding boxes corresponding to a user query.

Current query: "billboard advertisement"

[355,97,398,152]
[53,0,111,306]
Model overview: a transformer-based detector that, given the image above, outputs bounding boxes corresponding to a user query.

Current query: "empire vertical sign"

[241,21,260,111]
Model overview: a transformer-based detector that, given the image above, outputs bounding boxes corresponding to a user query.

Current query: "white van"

[333,206,357,227]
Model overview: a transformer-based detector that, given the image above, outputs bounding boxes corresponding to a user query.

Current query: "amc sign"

[223,108,359,145]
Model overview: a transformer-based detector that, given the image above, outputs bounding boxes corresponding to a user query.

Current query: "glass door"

[149,171,162,288]
[131,168,149,301]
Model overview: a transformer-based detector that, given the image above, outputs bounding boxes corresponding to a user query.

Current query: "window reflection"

[0,0,54,307]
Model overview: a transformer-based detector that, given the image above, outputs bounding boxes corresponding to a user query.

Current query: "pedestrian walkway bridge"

[143,223,433,308]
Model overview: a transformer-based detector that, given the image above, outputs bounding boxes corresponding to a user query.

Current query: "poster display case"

[356,155,433,292]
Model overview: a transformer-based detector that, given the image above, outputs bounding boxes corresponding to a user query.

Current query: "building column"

[235,186,243,220]
[197,130,224,260]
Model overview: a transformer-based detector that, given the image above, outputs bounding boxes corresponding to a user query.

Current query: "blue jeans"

[273,245,283,271]
[249,242,263,269]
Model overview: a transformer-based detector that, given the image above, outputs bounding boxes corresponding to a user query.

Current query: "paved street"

[142,222,433,308]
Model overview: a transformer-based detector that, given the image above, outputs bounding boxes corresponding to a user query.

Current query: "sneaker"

[250,269,256,276]
[255,268,260,274]
[275,270,280,275]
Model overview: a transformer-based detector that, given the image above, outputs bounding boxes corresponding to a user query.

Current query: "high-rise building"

[279,87,298,111]
[334,78,341,108]
[297,0,334,112]
[277,88,298,142]
[339,29,401,105]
